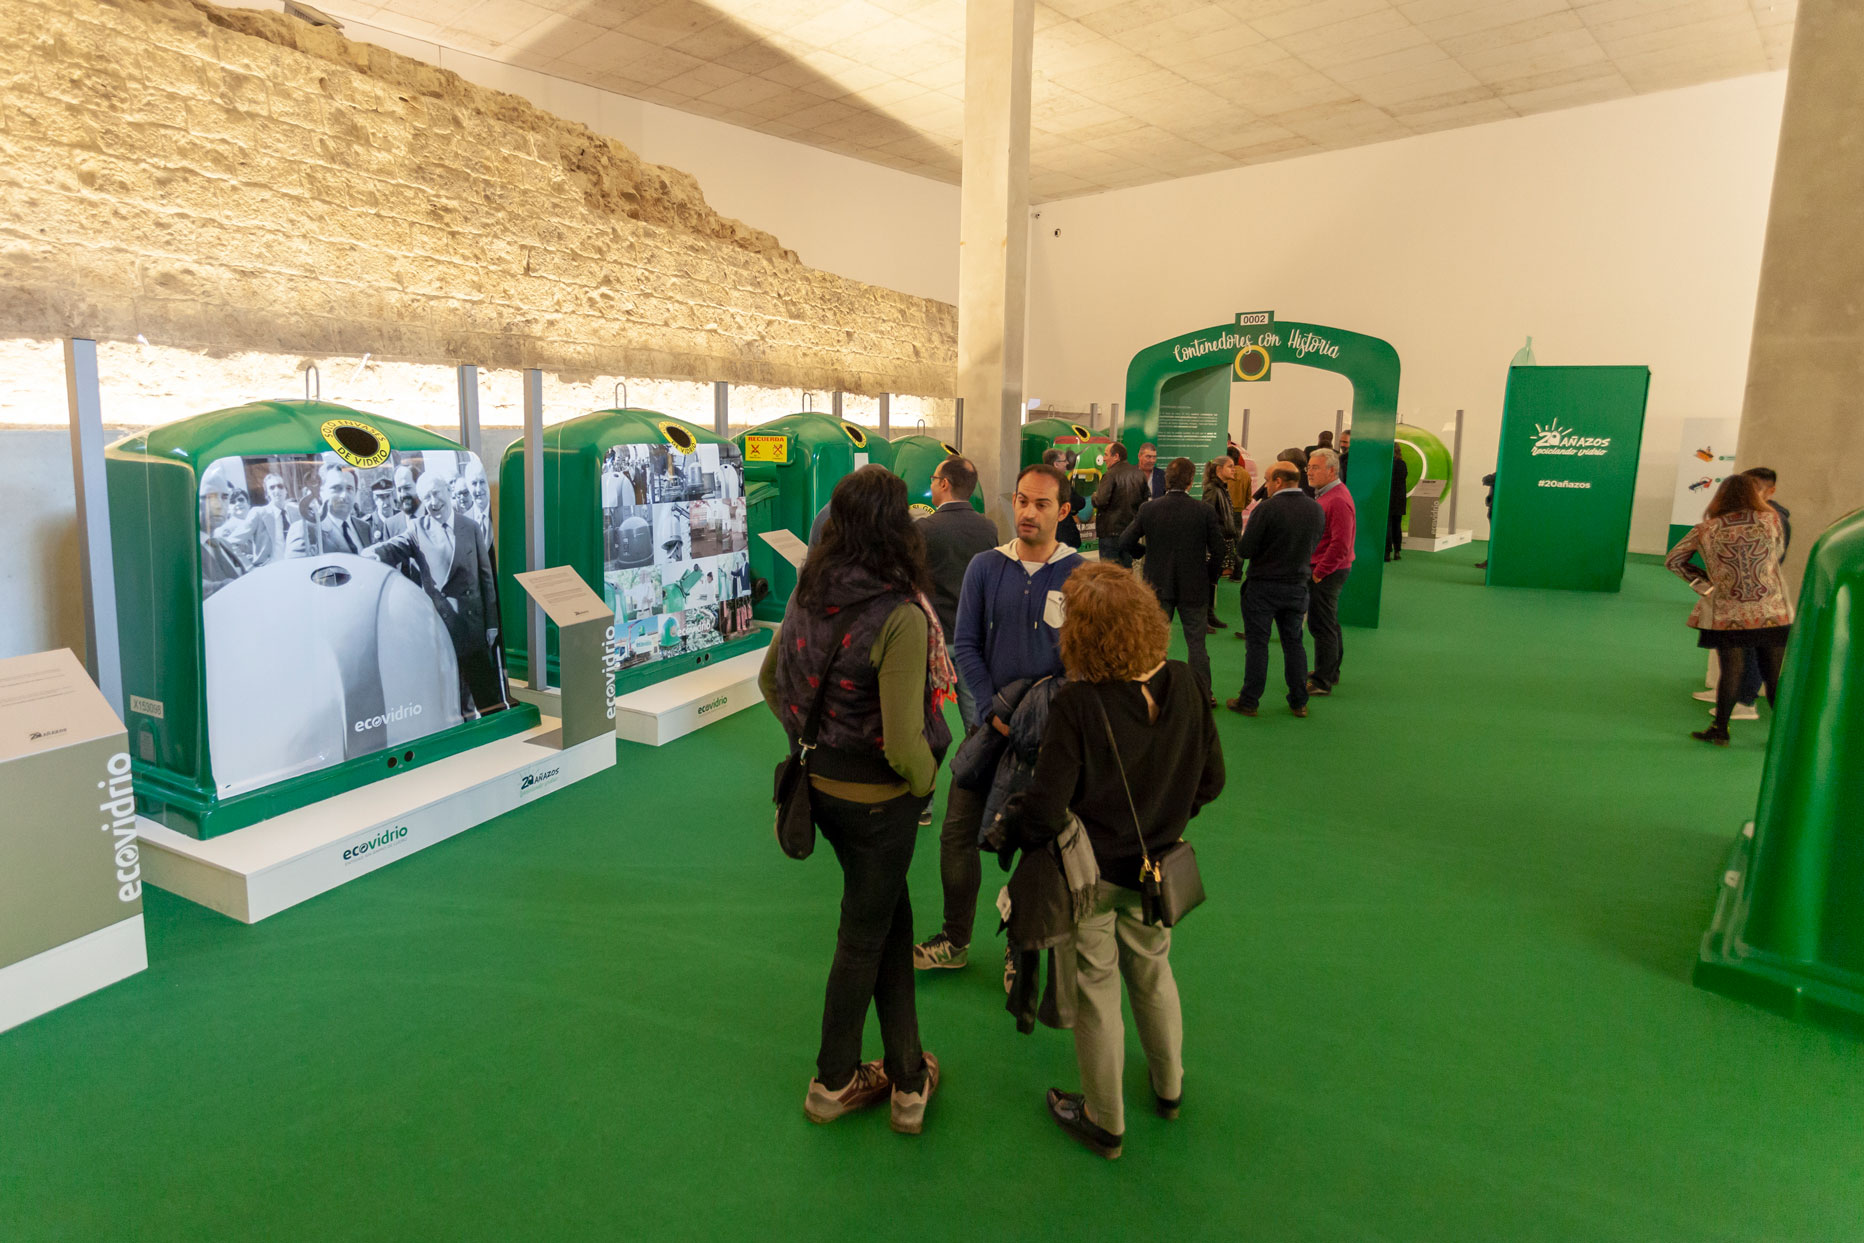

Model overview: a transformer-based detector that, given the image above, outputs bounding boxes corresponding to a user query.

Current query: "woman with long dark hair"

[1665,472,1793,745]
[1003,562,1225,1158]
[758,465,955,1132]
[1202,457,1240,626]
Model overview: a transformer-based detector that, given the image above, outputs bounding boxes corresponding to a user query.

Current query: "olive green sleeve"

[872,603,937,797]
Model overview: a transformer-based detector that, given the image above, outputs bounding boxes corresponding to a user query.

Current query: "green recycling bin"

[106,400,538,840]
[893,433,983,517]
[1020,417,1096,468]
[1695,507,1864,1029]
[497,407,769,694]
[737,412,876,621]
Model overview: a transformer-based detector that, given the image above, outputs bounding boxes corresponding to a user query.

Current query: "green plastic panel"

[736,412,873,622]
[893,433,983,517]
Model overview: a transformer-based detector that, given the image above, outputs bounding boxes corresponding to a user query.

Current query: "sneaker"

[1224,698,1257,717]
[1692,725,1730,746]
[1290,705,1308,718]
[1047,1089,1122,1159]
[1154,1088,1181,1120]
[913,932,968,971]
[890,1052,940,1134]
[918,807,933,827]
[1691,689,1717,702]
[1729,703,1760,721]
[1306,678,1332,697]
[805,1060,890,1123]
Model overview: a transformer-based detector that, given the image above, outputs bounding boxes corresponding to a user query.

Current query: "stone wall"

[0,0,956,396]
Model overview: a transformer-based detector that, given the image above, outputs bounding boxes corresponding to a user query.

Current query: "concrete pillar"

[1736,0,1864,587]
[957,0,1034,527]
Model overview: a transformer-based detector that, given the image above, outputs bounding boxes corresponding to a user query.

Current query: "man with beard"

[368,472,504,715]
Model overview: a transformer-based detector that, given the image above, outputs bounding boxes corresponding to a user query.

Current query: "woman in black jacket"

[1004,562,1225,1159]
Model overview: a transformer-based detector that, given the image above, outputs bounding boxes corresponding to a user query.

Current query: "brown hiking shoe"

[805,1060,890,1123]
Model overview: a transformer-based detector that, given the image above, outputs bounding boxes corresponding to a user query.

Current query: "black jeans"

[938,782,987,946]
[1308,568,1349,689]
[1714,646,1783,729]
[814,786,929,1094]
[1239,578,1309,709]
[1386,511,1405,558]
[1159,596,1211,701]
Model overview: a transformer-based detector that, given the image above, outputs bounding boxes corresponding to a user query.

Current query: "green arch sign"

[1123,311,1400,627]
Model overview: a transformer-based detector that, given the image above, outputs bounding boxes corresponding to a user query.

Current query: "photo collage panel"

[601,441,755,669]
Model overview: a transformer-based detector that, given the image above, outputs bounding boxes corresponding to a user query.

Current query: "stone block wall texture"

[0,0,957,397]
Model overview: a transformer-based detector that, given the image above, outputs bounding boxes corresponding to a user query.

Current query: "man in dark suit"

[286,465,372,556]
[369,472,504,716]
[1227,462,1326,718]
[1138,442,1166,499]
[1120,456,1226,706]
[918,455,999,732]
[1092,442,1146,567]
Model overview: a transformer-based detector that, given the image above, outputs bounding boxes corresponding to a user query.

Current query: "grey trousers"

[1072,881,1183,1136]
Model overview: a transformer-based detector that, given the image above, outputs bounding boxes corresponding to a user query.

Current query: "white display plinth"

[135,719,613,924]
[0,914,147,1034]
[1403,530,1474,552]
[614,648,766,746]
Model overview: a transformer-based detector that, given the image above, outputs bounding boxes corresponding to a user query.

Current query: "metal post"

[878,393,890,437]
[1335,408,1344,439]
[955,396,964,450]
[64,338,123,717]
[1109,402,1119,438]
[1241,408,1250,451]
[456,364,481,459]
[713,380,729,437]
[523,368,547,691]
[1449,408,1465,533]
[831,391,843,419]
[1088,401,1100,431]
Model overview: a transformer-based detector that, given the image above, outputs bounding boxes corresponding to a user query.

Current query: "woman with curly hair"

[759,466,955,1133]
[1003,562,1226,1159]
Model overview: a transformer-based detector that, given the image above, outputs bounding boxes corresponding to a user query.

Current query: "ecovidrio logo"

[1530,419,1612,457]
[342,825,408,863]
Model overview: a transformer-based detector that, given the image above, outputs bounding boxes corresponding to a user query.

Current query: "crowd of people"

[757,430,1381,1157]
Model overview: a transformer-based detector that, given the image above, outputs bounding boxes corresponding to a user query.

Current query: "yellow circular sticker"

[319,418,391,468]
[841,422,868,448]
[657,420,697,453]
[1071,424,1091,438]
[941,441,959,455]
[909,502,934,518]
[1233,346,1271,382]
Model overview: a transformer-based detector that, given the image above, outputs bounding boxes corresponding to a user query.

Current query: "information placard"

[515,569,617,747]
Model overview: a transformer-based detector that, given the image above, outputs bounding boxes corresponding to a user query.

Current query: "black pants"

[1714,646,1783,729]
[1159,596,1211,701]
[1239,578,1309,709]
[1103,525,1133,568]
[1308,568,1349,689]
[938,782,987,947]
[814,787,929,1094]
[1386,512,1405,558]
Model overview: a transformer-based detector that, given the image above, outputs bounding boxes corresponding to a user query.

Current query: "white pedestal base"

[1403,529,1474,552]
[1,915,147,1034]
[135,719,613,924]
[613,648,766,746]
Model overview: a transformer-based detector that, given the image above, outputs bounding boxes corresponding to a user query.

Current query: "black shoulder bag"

[772,608,857,861]
[1092,686,1205,927]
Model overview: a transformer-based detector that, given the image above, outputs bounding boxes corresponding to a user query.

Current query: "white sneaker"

[1730,703,1760,721]
[1691,689,1717,702]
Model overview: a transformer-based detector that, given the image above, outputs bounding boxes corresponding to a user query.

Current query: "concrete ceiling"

[327,0,1796,201]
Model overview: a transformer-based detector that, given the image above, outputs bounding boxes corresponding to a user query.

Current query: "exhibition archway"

[1124,313,1400,627]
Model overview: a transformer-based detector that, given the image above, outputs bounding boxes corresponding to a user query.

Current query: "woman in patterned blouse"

[1665,473,1794,745]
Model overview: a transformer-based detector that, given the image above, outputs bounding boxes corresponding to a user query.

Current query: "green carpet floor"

[4,548,1861,1241]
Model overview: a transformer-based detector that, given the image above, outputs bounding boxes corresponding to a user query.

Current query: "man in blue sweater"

[915,463,1084,971]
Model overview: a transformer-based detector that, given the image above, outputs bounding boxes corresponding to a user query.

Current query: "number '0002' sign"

[743,434,788,464]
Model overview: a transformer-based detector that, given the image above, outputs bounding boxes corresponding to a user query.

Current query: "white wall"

[1024,72,1789,553]
[331,17,960,306]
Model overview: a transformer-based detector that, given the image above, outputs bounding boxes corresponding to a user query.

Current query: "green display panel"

[736,412,869,621]
[1393,422,1454,516]
[1156,367,1230,465]
[894,434,983,518]
[1696,508,1864,1029]
[1485,366,1650,593]
[1125,312,1400,627]
[497,408,769,694]
[107,400,539,840]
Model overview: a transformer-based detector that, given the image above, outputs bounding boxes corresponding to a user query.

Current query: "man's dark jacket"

[919,499,998,639]
[1092,461,1146,548]
[1236,487,1325,584]
[1119,490,1225,604]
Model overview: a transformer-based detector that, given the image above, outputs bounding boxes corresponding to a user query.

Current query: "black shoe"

[1224,698,1257,717]
[1207,696,1218,709]
[1306,678,1331,697]
[1384,553,1392,562]
[1154,1089,1181,1120]
[1290,705,1308,718]
[1692,726,1731,746]
[1208,617,1228,630]
[1474,560,1488,569]
[1048,1089,1121,1159]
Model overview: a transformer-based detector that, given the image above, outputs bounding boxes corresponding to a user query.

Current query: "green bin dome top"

[109,399,469,470]
[506,407,732,459]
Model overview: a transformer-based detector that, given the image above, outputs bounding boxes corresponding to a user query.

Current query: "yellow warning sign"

[744,433,789,464]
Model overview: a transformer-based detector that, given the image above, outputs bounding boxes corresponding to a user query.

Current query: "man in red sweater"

[1305,448,1355,695]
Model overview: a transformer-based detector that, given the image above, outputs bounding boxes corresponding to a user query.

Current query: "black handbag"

[772,609,857,860]
[1092,687,1205,927]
